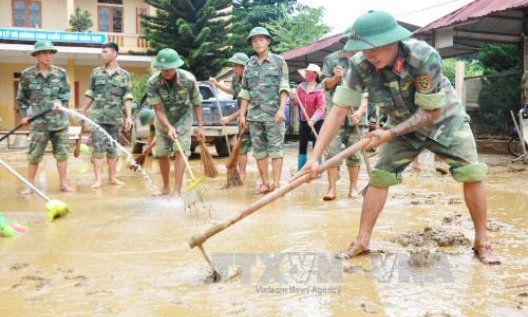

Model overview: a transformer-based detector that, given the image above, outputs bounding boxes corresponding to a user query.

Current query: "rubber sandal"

[473,244,501,265]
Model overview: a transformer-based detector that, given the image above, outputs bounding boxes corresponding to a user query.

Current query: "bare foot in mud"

[59,184,75,192]
[109,178,124,186]
[323,188,336,201]
[20,188,33,195]
[153,187,171,196]
[335,242,370,259]
[91,181,102,189]
[349,187,359,199]
[171,189,181,197]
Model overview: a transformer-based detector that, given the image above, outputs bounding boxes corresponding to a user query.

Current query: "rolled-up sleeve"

[414,51,447,110]
[278,59,290,94]
[147,79,162,106]
[190,81,202,105]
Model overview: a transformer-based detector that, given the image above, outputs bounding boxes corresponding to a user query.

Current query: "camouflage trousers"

[325,125,361,167]
[27,128,69,163]
[239,128,252,155]
[248,121,285,160]
[371,122,488,187]
[92,123,122,159]
[153,120,191,157]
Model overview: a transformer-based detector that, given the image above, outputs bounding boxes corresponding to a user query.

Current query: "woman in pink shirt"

[292,63,325,170]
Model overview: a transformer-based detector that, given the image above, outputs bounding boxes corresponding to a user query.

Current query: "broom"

[222,127,245,189]
[199,139,219,178]
[173,138,207,211]
[129,145,151,172]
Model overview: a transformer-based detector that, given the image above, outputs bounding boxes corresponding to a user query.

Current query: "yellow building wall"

[0,62,148,130]
[0,1,12,28]
[41,0,68,30]
[73,0,147,34]
[0,0,148,34]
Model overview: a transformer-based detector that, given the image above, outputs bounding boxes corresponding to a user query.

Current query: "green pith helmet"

[31,41,57,56]
[139,108,155,126]
[344,10,412,52]
[246,27,272,45]
[152,48,184,69]
[228,52,249,66]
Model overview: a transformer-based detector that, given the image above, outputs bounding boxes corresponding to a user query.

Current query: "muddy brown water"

[0,144,526,317]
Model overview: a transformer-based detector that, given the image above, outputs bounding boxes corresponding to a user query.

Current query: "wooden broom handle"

[173,138,196,181]
[188,137,372,249]
[355,125,371,175]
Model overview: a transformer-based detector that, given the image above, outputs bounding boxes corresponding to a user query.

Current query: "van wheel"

[215,140,230,157]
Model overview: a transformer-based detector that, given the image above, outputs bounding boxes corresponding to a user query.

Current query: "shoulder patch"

[416,75,432,92]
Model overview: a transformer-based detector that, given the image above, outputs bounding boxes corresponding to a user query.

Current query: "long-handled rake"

[188,137,372,282]
[0,159,69,221]
[173,138,207,213]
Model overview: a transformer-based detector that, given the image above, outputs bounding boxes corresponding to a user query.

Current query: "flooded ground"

[0,143,527,317]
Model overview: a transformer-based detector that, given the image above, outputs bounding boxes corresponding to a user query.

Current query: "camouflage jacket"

[147,69,202,128]
[334,39,469,148]
[85,65,133,125]
[16,65,70,131]
[321,50,350,114]
[239,52,290,122]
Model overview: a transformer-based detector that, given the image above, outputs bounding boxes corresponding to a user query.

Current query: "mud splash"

[390,227,470,248]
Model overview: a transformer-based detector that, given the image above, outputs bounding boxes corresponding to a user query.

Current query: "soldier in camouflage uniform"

[320,44,368,200]
[80,42,133,189]
[209,52,251,183]
[16,41,74,194]
[239,27,290,194]
[147,48,204,196]
[302,10,500,265]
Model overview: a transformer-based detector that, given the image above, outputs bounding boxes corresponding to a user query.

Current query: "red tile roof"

[415,0,528,33]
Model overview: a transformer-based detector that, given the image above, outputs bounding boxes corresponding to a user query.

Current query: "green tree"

[141,0,232,79]
[476,44,521,135]
[263,4,330,53]
[230,0,298,55]
[69,7,93,32]
[441,58,482,85]
[131,73,150,105]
